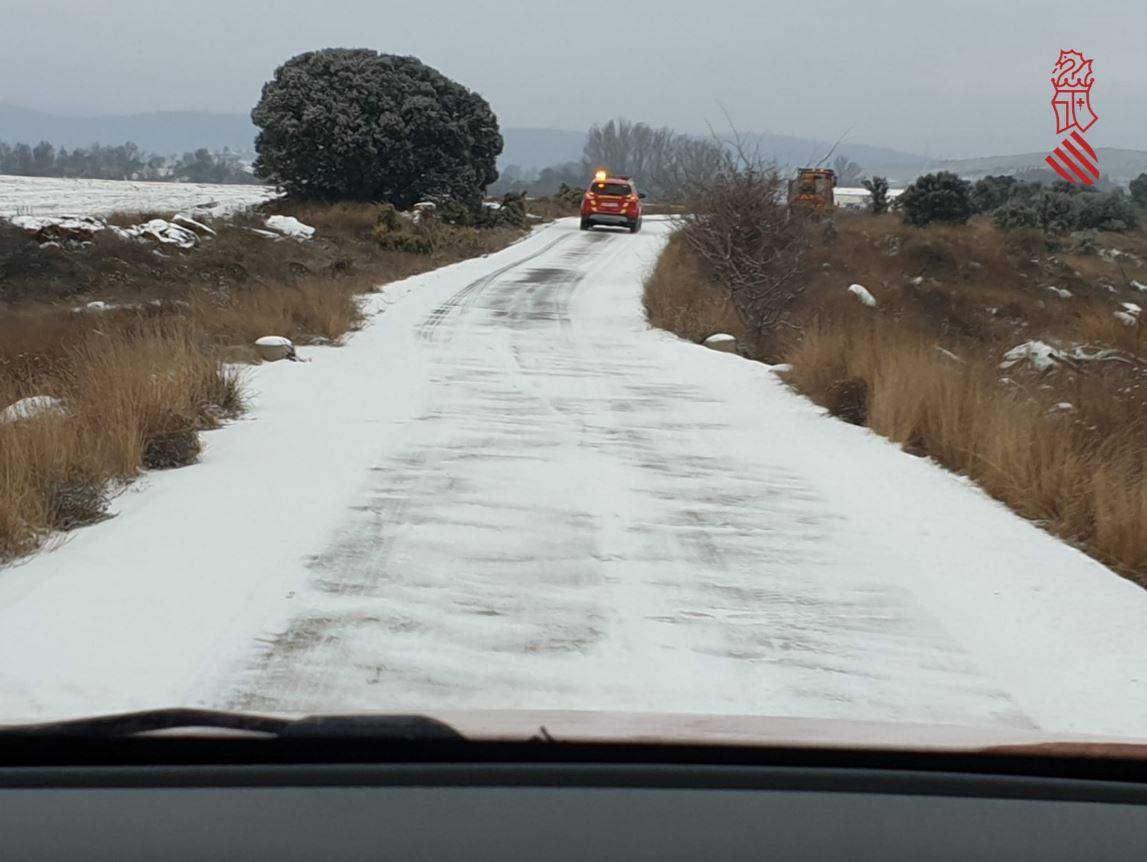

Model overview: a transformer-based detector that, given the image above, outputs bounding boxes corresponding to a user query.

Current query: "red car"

[580,172,645,233]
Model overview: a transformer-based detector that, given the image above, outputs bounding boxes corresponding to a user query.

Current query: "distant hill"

[499,128,585,171]
[7,105,1140,187]
[0,104,257,155]
[740,131,926,174]
[918,148,1147,185]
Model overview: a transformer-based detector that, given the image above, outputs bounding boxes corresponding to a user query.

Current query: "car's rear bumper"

[583,213,637,226]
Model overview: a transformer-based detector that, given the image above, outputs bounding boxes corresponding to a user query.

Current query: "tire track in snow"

[227,224,1031,729]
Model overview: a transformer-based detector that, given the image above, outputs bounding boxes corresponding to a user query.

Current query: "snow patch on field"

[0,173,277,218]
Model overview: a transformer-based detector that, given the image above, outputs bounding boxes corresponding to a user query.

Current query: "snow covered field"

[0,173,277,218]
[3,217,1147,738]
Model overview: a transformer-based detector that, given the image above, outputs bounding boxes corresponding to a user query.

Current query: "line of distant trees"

[491,119,731,202]
[0,140,260,184]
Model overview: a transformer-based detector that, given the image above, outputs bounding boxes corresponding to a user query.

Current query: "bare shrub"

[680,164,808,349]
[643,233,750,348]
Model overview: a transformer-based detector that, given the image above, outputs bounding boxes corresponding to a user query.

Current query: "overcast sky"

[2,0,1143,158]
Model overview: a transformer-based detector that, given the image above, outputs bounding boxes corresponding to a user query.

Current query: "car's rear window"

[591,182,631,196]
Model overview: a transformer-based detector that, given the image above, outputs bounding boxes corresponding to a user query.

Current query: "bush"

[556,183,585,208]
[1034,190,1078,233]
[972,175,1017,213]
[999,189,1139,234]
[435,192,528,229]
[862,176,890,215]
[1131,173,1147,209]
[374,204,436,254]
[681,166,807,339]
[1074,190,1138,232]
[899,172,974,226]
[252,49,502,208]
[142,411,202,469]
[993,201,1039,231]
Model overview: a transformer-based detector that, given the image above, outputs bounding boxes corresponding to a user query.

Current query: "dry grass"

[646,209,1147,584]
[784,315,1147,580]
[190,276,365,351]
[0,323,242,559]
[0,200,525,561]
[643,235,750,347]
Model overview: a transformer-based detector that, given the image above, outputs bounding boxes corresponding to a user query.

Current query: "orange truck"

[787,167,837,208]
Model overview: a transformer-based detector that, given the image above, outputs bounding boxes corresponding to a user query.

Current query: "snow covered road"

[3,217,1147,736]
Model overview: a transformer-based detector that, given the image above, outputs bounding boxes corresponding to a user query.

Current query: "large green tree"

[252,49,502,207]
[898,171,974,226]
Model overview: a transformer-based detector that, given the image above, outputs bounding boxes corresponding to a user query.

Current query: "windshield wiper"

[0,708,464,740]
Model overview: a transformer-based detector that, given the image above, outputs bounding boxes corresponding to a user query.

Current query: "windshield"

[590,182,632,196]
[2,0,1147,752]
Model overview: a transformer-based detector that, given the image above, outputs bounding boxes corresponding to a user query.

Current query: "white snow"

[847,283,877,306]
[0,395,66,425]
[1115,311,1139,327]
[1000,341,1067,372]
[1132,280,1147,293]
[703,333,737,353]
[1045,286,1072,299]
[3,219,1147,741]
[1121,302,1142,316]
[254,335,296,362]
[0,174,277,218]
[173,213,216,236]
[265,215,315,240]
[9,214,106,235]
[123,218,200,248]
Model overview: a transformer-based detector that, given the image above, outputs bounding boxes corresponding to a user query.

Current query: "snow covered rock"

[0,395,67,425]
[254,336,297,362]
[1121,302,1141,317]
[173,213,217,236]
[410,201,437,224]
[702,333,737,354]
[1115,311,1139,327]
[114,219,200,249]
[265,215,315,241]
[1045,286,1072,299]
[1000,341,1069,372]
[848,283,877,307]
[1132,280,1147,293]
[1100,247,1136,263]
[10,214,106,243]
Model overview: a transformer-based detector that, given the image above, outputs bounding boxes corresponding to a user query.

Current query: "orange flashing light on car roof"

[594,168,608,182]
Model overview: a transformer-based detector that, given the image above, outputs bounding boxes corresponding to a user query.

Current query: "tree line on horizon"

[0,140,259,184]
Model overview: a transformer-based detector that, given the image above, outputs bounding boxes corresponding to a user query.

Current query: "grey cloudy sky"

[2,0,1143,158]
